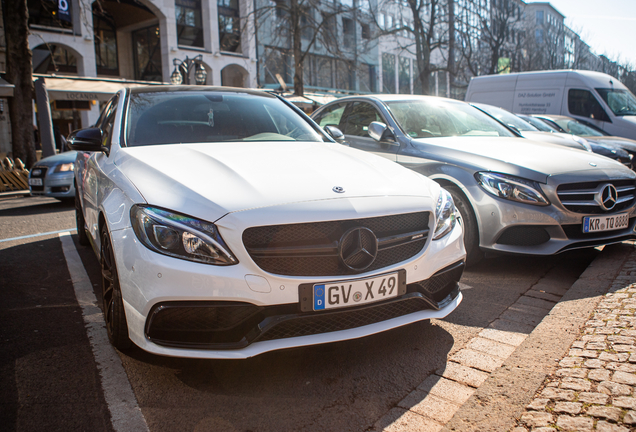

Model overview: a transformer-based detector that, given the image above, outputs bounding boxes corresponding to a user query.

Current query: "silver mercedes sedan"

[312,95,636,264]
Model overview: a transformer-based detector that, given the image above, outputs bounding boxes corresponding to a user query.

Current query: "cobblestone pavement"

[512,250,636,432]
[373,266,576,431]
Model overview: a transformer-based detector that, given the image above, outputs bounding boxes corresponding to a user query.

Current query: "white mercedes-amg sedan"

[68,86,465,359]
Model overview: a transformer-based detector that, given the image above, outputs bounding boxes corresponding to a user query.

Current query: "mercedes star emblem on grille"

[333,186,345,193]
[599,184,618,211]
[339,227,378,271]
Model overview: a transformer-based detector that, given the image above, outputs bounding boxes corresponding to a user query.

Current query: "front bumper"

[471,180,636,256]
[110,203,466,359]
[29,171,75,198]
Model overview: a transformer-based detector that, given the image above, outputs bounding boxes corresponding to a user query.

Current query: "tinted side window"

[568,89,610,122]
[314,103,347,128]
[343,102,383,137]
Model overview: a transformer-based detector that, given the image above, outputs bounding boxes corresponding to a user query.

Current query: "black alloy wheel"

[101,225,132,351]
[447,186,484,266]
[75,192,89,246]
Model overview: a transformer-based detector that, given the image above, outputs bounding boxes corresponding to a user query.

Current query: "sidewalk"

[372,242,636,432]
[443,242,636,432]
[511,248,636,431]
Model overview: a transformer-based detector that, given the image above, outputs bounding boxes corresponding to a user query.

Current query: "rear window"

[125,91,323,146]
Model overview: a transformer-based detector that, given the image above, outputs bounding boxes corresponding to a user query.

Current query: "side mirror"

[324,125,346,143]
[67,128,107,154]
[368,121,396,143]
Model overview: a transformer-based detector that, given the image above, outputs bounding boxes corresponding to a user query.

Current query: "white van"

[465,70,636,140]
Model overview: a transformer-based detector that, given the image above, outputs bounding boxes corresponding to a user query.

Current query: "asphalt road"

[0,196,599,432]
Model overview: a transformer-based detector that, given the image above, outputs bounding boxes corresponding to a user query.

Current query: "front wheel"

[101,225,132,351]
[447,186,483,266]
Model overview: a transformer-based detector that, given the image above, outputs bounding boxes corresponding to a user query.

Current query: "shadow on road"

[0,197,73,218]
[0,237,113,432]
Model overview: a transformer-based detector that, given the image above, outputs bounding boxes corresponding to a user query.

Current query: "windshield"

[551,118,607,137]
[473,104,537,132]
[125,91,324,146]
[519,115,558,132]
[387,99,515,138]
[596,88,636,116]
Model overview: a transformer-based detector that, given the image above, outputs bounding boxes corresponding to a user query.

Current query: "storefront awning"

[39,76,164,102]
[0,78,15,97]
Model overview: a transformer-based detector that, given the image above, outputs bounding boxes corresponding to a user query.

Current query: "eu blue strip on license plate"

[314,284,326,310]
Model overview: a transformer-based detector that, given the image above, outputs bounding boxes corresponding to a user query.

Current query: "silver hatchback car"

[312,95,636,264]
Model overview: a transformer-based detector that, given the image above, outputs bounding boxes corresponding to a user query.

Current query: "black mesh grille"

[557,179,636,214]
[411,262,464,302]
[496,226,551,246]
[243,212,430,276]
[146,302,264,345]
[256,296,435,342]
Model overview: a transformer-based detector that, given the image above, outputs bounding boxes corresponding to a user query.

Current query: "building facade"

[25,0,258,136]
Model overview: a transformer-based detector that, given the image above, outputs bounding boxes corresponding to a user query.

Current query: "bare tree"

[4,0,36,167]
[373,0,447,95]
[254,0,350,96]
[456,0,524,77]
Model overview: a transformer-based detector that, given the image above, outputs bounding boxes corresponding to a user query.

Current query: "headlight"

[433,189,457,240]
[476,172,549,206]
[54,162,74,173]
[130,205,238,265]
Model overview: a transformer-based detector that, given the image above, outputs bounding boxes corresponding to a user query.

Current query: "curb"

[0,190,30,199]
[441,243,634,432]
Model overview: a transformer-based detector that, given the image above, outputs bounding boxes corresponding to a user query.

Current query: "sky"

[526,0,636,66]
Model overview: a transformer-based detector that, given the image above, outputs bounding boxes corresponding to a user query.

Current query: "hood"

[582,135,636,153]
[115,142,436,222]
[411,136,628,183]
[520,131,588,151]
[34,150,78,167]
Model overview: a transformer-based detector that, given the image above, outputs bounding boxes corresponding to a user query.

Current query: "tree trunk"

[5,0,35,168]
[290,0,304,96]
[447,0,455,95]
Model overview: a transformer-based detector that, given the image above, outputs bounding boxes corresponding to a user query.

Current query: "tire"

[75,193,90,246]
[100,225,132,351]
[447,186,484,266]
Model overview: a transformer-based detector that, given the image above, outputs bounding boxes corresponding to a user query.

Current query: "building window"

[132,26,163,81]
[93,13,119,76]
[358,64,376,92]
[535,10,544,25]
[361,23,370,40]
[335,59,353,90]
[342,18,354,48]
[218,0,241,52]
[382,53,396,93]
[28,0,73,31]
[176,0,203,48]
[262,47,292,85]
[398,56,410,94]
[32,44,77,74]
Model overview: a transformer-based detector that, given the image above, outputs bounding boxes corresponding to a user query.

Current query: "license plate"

[583,213,629,233]
[311,271,403,311]
[29,178,42,186]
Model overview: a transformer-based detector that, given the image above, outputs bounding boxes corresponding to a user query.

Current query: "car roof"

[328,94,468,105]
[127,85,275,98]
[532,114,573,121]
